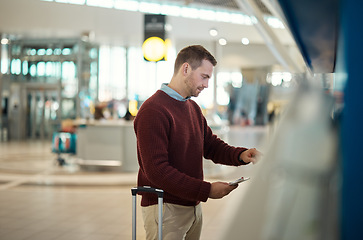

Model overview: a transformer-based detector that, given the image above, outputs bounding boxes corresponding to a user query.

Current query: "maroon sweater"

[134,90,247,206]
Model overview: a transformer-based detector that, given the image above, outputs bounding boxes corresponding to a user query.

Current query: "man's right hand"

[209,182,238,199]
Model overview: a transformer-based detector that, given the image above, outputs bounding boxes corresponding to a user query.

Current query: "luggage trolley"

[131,186,164,240]
[52,131,76,166]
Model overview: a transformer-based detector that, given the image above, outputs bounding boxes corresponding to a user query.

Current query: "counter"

[76,120,138,172]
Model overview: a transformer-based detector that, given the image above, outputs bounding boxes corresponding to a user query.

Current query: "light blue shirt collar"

[160,83,190,102]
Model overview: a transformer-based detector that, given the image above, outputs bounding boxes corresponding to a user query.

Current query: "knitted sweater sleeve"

[202,115,248,166]
[134,107,211,203]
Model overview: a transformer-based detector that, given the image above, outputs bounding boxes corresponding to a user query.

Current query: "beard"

[184,75,204,98]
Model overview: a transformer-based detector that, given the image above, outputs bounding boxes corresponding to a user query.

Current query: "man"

[134,45,260,240]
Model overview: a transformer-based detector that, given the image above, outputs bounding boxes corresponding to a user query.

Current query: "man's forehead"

[199,60,214,71]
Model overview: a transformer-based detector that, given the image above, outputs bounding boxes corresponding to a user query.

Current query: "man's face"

[184,59,214,98]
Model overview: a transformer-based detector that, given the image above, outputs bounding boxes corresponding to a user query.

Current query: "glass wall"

[98,45,175,102]
[97,45,244,111]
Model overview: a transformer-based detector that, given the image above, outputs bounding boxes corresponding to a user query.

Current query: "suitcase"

[52,132,77,154]
[131,186,164,240]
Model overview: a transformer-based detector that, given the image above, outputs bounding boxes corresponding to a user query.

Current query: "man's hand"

[209,182,238,199]
[240,148,261,164]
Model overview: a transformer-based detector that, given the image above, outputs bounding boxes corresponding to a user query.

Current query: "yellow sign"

[142,37,165,62]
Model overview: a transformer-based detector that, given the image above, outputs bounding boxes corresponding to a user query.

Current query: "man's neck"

[168,78,188,99]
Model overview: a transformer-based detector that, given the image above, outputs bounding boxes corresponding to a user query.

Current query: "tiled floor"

[0,126,268,240]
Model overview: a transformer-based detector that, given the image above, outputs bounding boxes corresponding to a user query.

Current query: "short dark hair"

[174,45,217,73]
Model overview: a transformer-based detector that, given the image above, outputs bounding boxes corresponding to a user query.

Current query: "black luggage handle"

[131,186,164,240]
[131,186,164,198]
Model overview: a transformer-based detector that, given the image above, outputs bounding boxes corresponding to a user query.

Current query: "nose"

[203,79,209,88]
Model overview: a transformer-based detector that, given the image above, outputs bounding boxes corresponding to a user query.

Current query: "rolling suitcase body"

[131,186,164,240]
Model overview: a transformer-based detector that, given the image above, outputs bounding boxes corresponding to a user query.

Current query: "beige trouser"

[142,203,203,240]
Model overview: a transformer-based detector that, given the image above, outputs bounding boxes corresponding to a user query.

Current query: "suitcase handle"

[131,186,164,198]
[131,186,164,240]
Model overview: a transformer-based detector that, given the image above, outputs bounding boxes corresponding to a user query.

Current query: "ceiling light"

[241,38,250,45]
[209,29,218,37]
[219,38,227,46]
[1,38,9,45]
[165,23,173,32]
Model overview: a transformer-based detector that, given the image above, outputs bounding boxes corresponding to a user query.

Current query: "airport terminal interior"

[0,0,362,239]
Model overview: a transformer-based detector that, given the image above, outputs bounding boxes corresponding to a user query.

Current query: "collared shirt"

[160,83,190,102]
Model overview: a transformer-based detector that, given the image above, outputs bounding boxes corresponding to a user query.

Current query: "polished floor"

[0,126,268,240]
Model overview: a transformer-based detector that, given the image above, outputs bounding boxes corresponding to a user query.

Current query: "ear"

[181,62,190,76]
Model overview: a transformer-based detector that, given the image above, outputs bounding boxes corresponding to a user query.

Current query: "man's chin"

[194,89,203,97]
